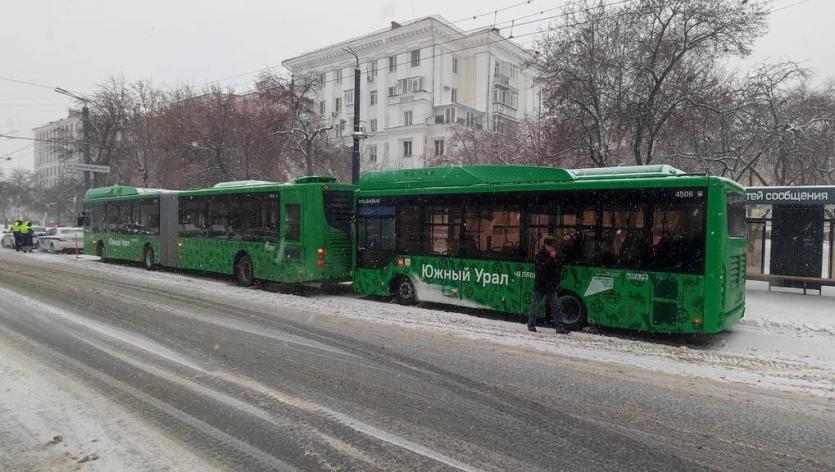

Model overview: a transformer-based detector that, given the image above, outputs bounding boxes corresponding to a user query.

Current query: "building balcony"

[492,102,518,119]
[387,90,431,106]
[434,103,485,129]
[493,74,517,90]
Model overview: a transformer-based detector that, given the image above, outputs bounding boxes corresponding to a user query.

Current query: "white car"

[1,231,14,249]
[38,227,84,253]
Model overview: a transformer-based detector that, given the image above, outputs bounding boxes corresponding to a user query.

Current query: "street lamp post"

[54,87,92,191]
[343,47,362,185]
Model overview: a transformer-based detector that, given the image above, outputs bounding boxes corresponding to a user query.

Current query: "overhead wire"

[0,144,33,160]
[228,0,683,92]
[450,0,536,24]
[0,134,76,145]
[210,0,613,90]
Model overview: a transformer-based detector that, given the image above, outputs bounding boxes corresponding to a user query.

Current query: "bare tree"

[536,0,768,166]
[265,73,335,177]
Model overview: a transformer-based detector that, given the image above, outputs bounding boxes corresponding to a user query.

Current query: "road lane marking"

[0,287,207,373]
[215,371,482,472]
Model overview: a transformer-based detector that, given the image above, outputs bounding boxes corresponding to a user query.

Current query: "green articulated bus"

[83,176,354,285]
[352,165,747,334]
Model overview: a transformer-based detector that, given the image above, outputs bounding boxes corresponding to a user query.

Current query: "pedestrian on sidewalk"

[527,235,569,334]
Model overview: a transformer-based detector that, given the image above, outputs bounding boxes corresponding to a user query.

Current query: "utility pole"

[344,47,362,184]
[81,102,91,190]
[55,87,92,191]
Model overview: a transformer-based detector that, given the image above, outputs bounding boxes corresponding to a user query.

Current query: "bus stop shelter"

[745,186,835,293]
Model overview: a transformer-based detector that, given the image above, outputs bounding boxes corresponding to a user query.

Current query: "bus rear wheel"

[143,246,155,270]
[556,293,587,331]
[393,277,417,305]
[235,255,254,286]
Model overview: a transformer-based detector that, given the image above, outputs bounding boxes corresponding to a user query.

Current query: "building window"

[410,50,420,67]
[451,88,458,103]
[344,90,354,106]
[319,100,326,114]
[319,73,326,85]
[389,56,397,72]
[369,91,377,106]
[434,139,445,156]
[388,86,397,97]
[452,57,459,74]
[397,77,423,95]
[335,97,342,112]
[368,59,378,80]
[336,69,343,83]
[368,145,378,162]
[369,119,377,133]
[402,140,413,158]
[336,119,346,137]
[404,111,413,126]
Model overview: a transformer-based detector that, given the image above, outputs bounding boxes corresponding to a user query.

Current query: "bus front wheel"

[556,293,587,331]
[393,277,417,305]
[235,255,254,287]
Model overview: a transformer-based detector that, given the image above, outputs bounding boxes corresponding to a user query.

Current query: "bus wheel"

[143,246,155,270]
[96,242,108,262]
[235,255,254,286]
[393,277,417,305]
[557,293,587,331]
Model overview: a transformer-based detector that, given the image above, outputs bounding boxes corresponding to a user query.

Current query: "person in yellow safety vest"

[11,219,22,252]
[19,220,32,252]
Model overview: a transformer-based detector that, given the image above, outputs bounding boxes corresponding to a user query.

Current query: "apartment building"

[33,110,83,188]
[282,15,540,172]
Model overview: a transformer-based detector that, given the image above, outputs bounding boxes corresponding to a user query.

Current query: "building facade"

[33,110,83,188]
[282,16,540,172]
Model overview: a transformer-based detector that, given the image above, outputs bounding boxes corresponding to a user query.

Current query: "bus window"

[207,197,229,238]
[284,204,301,241]
[179,197,208,238]
[423,204,461,257]
[462,206,522,260]
[727,192,746,238]
[396,203,423,254]
[323,191,352,232]
[241,194,279,241]
[357,206,395,268]
[651,203,705,274]
[91,203,106,232]
[573,208,598,264]
[526,211,556,260]
[140,199,160,235]
[602,207,650,269]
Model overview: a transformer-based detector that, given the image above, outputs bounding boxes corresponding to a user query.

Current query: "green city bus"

[352,165,747,334]
[83,176,354,285]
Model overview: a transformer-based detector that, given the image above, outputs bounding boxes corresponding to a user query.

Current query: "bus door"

[280,190,305,280]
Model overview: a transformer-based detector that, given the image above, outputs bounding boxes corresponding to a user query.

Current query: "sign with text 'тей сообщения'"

[745,186,835,205]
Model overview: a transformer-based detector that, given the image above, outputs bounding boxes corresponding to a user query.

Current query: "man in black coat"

[528,235,569,334]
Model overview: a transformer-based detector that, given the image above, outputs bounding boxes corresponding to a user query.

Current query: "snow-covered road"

[1,251,833,471]
[30,253,835,398]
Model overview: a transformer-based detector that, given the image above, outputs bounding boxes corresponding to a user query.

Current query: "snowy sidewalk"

[28,252,835,398]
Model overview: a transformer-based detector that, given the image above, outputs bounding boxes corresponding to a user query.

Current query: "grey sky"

[1,0,832,173]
